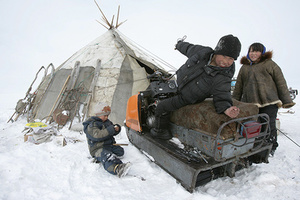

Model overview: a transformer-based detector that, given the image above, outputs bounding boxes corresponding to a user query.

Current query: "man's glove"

[175,35,187,50]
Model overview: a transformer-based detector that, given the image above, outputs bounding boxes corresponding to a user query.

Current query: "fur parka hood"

[240,51,273,65]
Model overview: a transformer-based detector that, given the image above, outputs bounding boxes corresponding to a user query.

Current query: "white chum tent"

[11,28,174,128]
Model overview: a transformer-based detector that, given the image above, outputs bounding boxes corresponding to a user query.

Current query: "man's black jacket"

[175,41,235,113]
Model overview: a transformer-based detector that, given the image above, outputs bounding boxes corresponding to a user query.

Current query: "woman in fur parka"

[233,43,295,155]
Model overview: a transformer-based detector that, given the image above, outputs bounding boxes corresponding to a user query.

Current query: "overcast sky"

[1,0,300,97]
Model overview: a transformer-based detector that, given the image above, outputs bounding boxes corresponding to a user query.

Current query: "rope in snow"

[277,128,300,148]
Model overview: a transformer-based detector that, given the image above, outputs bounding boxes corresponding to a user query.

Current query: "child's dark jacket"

[83,117,121,157]
[175,41,235,113]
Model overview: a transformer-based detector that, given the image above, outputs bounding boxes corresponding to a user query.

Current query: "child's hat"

[94,102,111,116]
[214,34,241,60]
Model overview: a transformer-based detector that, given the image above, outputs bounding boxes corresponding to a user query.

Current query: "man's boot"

[150,113,172,140]
[150,128,172,140]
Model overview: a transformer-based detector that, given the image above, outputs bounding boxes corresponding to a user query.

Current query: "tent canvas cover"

[19,28,171,128]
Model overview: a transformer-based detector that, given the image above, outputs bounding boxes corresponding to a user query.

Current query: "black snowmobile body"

[125,72,273,192]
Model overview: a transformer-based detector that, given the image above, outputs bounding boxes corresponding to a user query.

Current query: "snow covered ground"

[0,92,300,200]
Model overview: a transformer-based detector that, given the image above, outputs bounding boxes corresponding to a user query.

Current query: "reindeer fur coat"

[232,51,295,108]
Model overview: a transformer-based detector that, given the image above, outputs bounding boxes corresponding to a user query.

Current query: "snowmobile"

[125,71,273,192]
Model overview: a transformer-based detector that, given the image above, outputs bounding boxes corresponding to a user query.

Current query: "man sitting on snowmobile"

[150,34,241,140]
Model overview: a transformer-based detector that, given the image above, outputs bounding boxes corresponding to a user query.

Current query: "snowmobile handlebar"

[147,71,175,82]
[147,71,162,79]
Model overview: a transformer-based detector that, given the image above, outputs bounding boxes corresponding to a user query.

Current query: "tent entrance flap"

[110,55,150,125]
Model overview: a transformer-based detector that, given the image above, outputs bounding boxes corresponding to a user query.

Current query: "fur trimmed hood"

[240,51,273,65]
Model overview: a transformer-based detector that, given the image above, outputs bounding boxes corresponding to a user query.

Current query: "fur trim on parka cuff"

[282,102,296,108]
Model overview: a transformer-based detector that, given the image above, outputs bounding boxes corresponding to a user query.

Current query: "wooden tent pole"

[94,0,111,27]
[116,5,120,27]
[96,20,109,29]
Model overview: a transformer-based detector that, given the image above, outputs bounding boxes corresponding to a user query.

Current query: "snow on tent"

[8,5,174,130]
